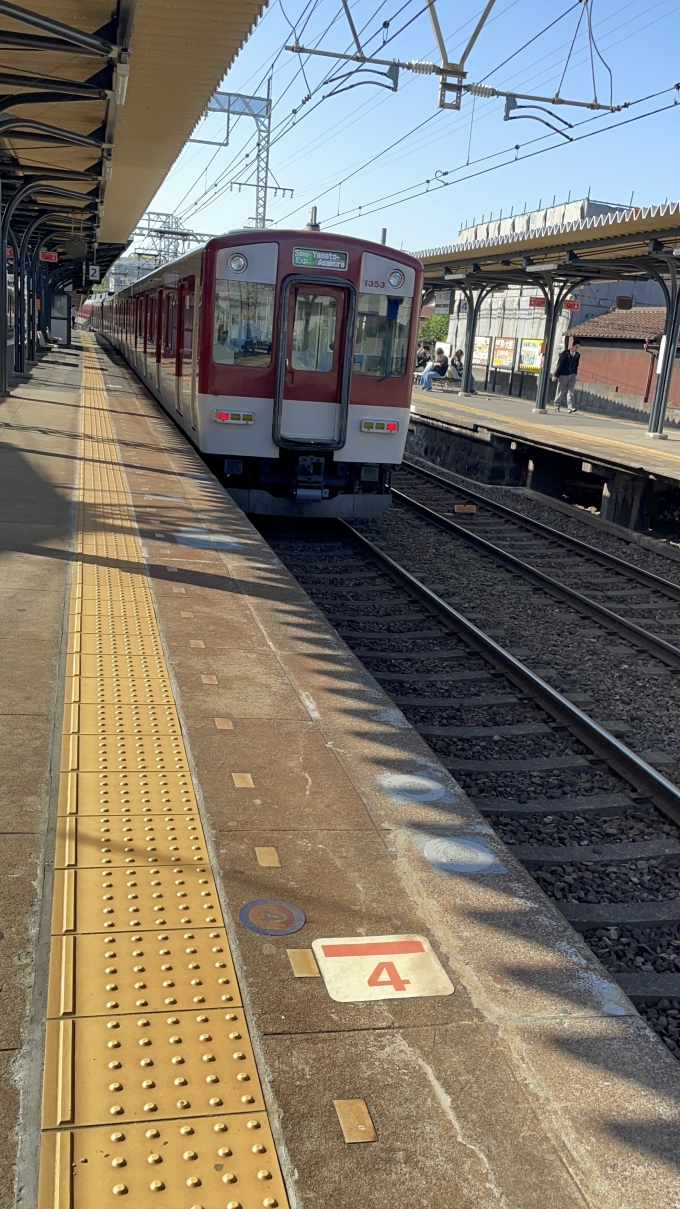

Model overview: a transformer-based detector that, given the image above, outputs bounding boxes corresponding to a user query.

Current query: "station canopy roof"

[415,203,680,295]
[0,0,265,287]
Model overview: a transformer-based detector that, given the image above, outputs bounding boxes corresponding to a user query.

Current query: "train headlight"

[228,253,248,273]
[387,269,405,289]
[360,419,399,433]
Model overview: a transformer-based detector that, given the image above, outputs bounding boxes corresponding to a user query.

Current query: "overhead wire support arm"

[426,0,452,69]
[470,82,620,112]
[284,44,622,113]
[340,0,364,56]
[457,0,497,69]
[284,45,442,75]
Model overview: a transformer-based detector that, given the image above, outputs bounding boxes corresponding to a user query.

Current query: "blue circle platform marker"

[239,898,306,936]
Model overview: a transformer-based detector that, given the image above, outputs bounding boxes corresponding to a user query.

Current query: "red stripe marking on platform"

[321,940,425,957]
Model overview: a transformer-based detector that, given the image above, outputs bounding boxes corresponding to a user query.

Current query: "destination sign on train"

[293,247,348,270]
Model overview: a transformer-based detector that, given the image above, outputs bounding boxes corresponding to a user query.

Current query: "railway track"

[259,512,680,1061]
[396,458,680,671]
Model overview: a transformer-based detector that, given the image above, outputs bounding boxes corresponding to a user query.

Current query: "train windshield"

[291,293,337,372]
[213,279,274,366]
[353,292,412,378]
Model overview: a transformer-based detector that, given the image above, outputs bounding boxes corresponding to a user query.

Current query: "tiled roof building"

[569,307,666,346]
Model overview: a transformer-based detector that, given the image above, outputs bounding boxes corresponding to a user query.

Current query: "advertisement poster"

[471,335,491,368]
[519,337,544,373]
[492,336,516,370]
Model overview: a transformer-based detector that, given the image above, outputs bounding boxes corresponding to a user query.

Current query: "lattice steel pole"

[254,79,272,229]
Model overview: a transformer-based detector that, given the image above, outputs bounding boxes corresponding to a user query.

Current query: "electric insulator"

[466,83,496,97]
[407,60,439,74]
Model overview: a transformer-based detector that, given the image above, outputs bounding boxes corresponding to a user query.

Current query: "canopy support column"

[533,277,582,413]
[647,257,679,439]
[460,285,496,394]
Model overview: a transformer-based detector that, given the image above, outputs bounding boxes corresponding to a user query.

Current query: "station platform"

[3,334,680,1208]
[412,384,680,481]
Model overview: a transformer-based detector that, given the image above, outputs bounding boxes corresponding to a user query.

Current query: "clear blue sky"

[146,0,680,253]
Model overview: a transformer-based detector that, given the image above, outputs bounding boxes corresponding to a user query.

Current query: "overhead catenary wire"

[176,0,498,222]
[170,0,327,217]
[268,0,678,227]
[197,0,614,225]
[173,0,358,219]
[172,0,675,232]
[172,0,517,223]
[586,0,614,108]
[175,0,424,222]
[324,89,680,228]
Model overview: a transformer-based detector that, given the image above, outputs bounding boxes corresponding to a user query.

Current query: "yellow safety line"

[412,389,680,467]
[38,336,289,1209]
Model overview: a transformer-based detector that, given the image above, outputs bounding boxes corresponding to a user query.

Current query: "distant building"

[106,254,163,293]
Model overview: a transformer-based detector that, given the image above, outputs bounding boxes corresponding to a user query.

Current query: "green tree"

[420,314,449,344]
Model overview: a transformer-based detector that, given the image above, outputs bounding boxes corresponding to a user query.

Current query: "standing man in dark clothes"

[552,339,581,413]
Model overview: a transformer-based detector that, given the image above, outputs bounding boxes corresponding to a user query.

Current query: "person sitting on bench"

[419,347,448,391]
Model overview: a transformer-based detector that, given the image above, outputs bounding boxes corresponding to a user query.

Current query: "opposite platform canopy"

[414,202,680,291]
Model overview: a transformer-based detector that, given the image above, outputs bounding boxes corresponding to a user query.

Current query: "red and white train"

[90,229,422,516]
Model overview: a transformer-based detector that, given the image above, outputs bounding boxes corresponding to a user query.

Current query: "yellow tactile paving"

[38,1114,287,1209]
[58,770,195,816]
[47,927,240,1018]
[38,337,290,1209]
[51,865,224,935]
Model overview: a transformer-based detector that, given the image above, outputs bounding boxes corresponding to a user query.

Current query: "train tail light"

[360,419,399,433]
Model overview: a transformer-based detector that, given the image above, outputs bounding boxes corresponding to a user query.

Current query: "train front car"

[199,231,422,516]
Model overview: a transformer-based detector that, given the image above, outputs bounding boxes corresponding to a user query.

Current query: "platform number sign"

[88,264,101,282]
[312,934,453,1001]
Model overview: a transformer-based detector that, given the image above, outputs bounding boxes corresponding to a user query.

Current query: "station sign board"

[529,296,546,307]
[433,289,451,314]
[88,264,101,281]
[563,298,580,311]
[471,334,491,368]
[519,337,544,373]
[312,934,454,1001]
[40,250,58,263]
[492,335,516,370]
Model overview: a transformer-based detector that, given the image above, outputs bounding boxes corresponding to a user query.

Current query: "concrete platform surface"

[412,384,680,480]
[1,337,679,1208]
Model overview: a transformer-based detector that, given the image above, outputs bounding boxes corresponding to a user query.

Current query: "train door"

[177,279,195,419]
[160,289,177,407]
[155,294,162,386]
[142,293,149,376]
[273,278,355,449]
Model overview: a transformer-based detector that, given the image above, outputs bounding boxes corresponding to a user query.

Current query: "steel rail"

[391,486,680,670]
[402,456,680,602]
[340,520,680,826]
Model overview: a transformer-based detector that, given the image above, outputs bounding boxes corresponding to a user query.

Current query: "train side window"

[291,293,337,372]
[183,287,194,355]
[353,292,412,378]
[213,280,274,366]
